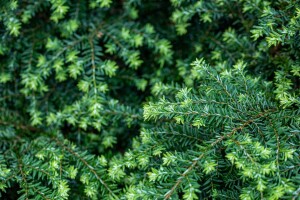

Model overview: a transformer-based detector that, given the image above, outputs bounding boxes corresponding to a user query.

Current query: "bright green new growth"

[0,0,299,199]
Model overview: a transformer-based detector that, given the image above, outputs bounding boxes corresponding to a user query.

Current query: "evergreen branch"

[164,108,276,199]
[53,138,119,199]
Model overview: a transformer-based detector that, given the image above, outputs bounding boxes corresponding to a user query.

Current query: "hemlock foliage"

[124,59,300,199]
[0,0,299,199]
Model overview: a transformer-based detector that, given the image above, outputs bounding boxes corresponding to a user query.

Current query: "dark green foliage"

[0,0,299,199]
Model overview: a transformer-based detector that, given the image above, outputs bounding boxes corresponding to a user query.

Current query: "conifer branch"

[164,108,276,199]
[54,138,119,199]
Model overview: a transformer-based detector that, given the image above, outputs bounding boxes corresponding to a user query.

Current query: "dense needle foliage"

[0,0,299,199]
